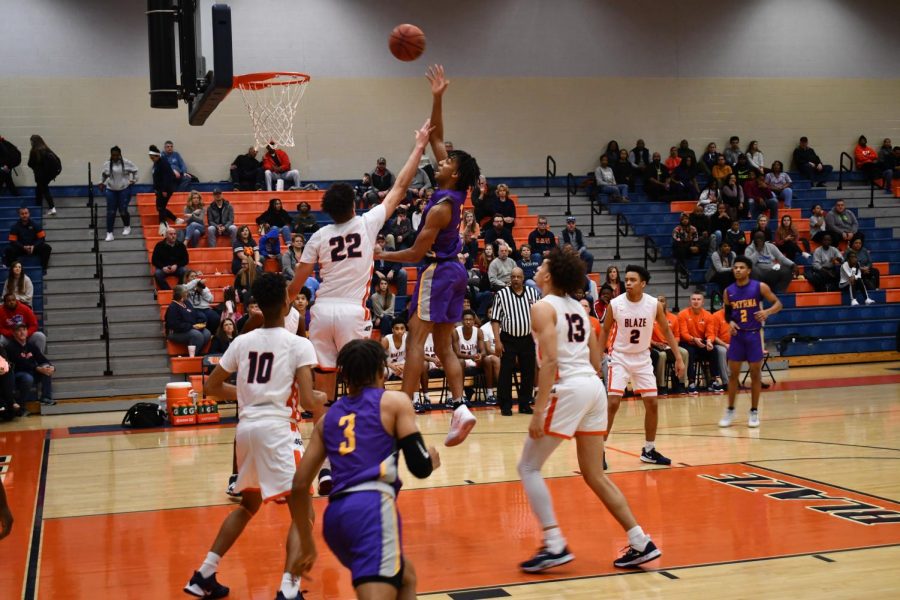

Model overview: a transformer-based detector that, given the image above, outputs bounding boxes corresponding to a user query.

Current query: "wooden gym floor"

[1,362,899,599]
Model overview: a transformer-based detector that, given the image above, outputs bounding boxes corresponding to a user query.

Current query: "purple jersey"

[323,387,401,497]
[418,189,465,259]
[726,279,763,331]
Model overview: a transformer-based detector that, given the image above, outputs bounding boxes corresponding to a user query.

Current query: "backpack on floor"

[122,402,167,428]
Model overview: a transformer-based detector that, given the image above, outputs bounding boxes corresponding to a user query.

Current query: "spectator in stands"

[371,278,395,336]
[603,265,622,297]
[518,244,540,290]
[0,292,46,353]
[723,136,742,167]
[700,142,720,176]
[677,139,698,164]
[724,219,747,256]
[854,135,886,186]
[493,184,516,230]
[484,214,515,255]
[489,242,515,291]
[846,235,879,290]
[711,202,733,244]
[27,135,58,214]
[629,139,651,177]
[292,201,319,235]
[206,188,237,248]
[808,233,843,292]
[235,296,257,333]
[711,155,733,187]
[883,145,900,192]
[774,215,809,263]
[613,149,635,193]
[644,152,672,202]
[824,199,859,243]
[473,243,495,291]
[294,287,313,335]
[181,191,206,248]
[672,155,701,198]
[720,174,745,220]
[710,308,731,389]
[165,284,212,354]
[8,323,55,406]
[0,135,20,196]
[593,284,613,322]
[840,251,876,306]
[411,192,429,231]
[744,172,779,224]
[594,155,629,203]
[604,140,621,166]
[459,209,481,238]
[699,179,720,216]
[878,138,893,163]
[386,206,414,250]
[162,140,195,191]
[4,262,32,306]
[152,227,188,290]
[678,292,722,393]
[231,225,261,275]
[561,216,594,273]
[183,270,221,334]
[492,267,540,416]
[793,136,832,187]
[809,203,828,243]
[230,146,264,191]
[256,219,283,263]
[255,197,293,247]
[5,207,52,274]
[672,212,700,265]
[765,161,793,208]
[209,317,236,354]
[281,234,305,280]
[689,204,713,266]
[707,240,736,295]
[527,216,556,258]
[472,176,496,226]
[373,235,408,295]
[367,157,395,204]
[745,140,767,174]
[458,229,479,270]
[407,164,433,200]
[100,145,138,242]
[752,214,773,243]
[664,146,681,171]
[149,145,178,236]
[734,154,756,188]
[651,294,688,395]
[745,230,795,293]
[262,142,300,191]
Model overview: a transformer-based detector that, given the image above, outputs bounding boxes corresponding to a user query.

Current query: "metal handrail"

[613,212,629,260]
[672,260,691,312]
[544,155,556,197]
[837,151,852,191]
[565,172,575,217]
[643,236,659,271]
[88,163,113,376]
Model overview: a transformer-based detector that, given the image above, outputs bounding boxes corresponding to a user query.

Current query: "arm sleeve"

[398,432,433,478]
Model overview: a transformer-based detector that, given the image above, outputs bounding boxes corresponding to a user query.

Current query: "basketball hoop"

[233,72,311,148]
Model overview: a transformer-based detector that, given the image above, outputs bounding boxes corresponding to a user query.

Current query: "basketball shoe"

[748,409,760,428]
[718,407,735,427]
[275,591,305,599]
[613,540,661,568]
[184,571,229,598]
[640,448,671,465]
[444,403,477,447]
[520,546,574,573]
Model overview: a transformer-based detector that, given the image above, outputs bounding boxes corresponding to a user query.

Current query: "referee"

[491,267,541,416]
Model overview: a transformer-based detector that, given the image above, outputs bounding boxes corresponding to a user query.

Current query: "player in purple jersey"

[719,256,782,428]
[378,65,481,447]
[289,339,440,598]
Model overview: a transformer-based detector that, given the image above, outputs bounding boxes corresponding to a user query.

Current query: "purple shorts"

[727,329,764,364]
[323,491,404,588]
[409,261,467,324]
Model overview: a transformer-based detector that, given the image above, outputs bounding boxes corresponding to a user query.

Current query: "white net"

[234,72,310,148]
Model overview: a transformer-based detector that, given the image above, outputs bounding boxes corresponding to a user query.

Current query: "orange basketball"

[389,24,426,61]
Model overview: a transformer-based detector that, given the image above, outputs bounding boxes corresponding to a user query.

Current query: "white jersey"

[456,326,479,357]
[609,293,658,355]
[386,333,406,366]
[534,295,596,381]
[481,322,495,354]
[300,204,386,303]
[218,327,318,422]
[424,333,437,359]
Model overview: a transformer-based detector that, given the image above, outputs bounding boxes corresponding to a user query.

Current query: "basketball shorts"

[542,374,608,439]
[323,490,404,589]
[409,261,467,324]
[310,300,373,369]
[608,353,657,397]
[234,418,303,502]
[727,329,764,363]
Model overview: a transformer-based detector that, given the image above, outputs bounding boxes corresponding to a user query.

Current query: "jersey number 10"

[247,351,274,383]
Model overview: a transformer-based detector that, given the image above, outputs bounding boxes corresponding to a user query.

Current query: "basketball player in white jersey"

[381,319,407,380]
[518,248,661,573]
[599,265,684,466]
[186,273,317,600]
[452,309,499,403]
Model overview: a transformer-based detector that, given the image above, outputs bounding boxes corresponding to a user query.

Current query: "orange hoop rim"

[233,71,311,91]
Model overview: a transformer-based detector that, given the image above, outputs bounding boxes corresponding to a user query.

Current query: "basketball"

[389,23,426,61]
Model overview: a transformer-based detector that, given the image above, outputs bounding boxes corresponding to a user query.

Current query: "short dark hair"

[734,256,752,268]
[250,272,287,317]
[462,309,476,320]
[448,150,481,192]
[337,339,387,390]
[729,136,739,143]
[321,182,356,222]
[799,136,809,143]
[545,247,585,295]
[298,286,312,303]
[624,264,650,283]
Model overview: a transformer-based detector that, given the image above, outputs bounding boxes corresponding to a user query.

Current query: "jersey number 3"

[338,413,356,455]
[565,314,586,343]
[329,233,362,262]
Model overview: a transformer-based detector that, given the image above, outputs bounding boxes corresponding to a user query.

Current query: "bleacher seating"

[0,196,44,321]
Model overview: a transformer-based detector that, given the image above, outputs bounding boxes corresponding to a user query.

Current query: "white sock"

[491,388,497,397]
[280,572,300,598]
[543,526,567,555]
[627,525,650,551]
[644,441,655,452]
[198,551,220,578]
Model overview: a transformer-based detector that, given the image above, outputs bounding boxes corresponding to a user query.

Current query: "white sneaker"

[175,217,185,225]
[445,404,477,447]
[122,226,131,236]
[158,222,167,236]
[850,299,859,306]
[104,232,114,242]
[864,298,875,305]
[48,207,57,215]
[412,392,420,403]
[718,407,735,428]
[748,410,761,428]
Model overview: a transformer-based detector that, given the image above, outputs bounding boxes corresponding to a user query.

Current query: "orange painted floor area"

[37,463,900,599]
[0,430,44,599]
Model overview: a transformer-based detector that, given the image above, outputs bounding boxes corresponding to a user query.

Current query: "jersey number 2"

[338,413,356,455]
[247,351,273,383]
[565,314,586,342]
[329,233,362,262]
[629,329,641,344]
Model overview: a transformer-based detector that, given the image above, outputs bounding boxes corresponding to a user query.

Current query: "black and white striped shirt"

[492,285,541,337]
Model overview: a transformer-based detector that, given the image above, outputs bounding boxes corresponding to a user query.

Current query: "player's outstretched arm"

[289,420,326,577]
[425,65,449,163]
[204,365,237,402]
[529,302,558,438]
[377,201,451,264]
[757,282,783,322]
[655,302,685,379]
[381,119,435,220]
[387,391,440,475]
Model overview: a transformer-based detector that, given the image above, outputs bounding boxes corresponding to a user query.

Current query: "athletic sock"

[644,441,655,452]
[198,551,221,578]
[749,408,758,412]
[543,526,567,554]
[627,525,650,551]
[280,572,300,598]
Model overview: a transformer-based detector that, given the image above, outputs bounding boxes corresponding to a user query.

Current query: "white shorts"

[542,375,608,439]
[608,352,657,397]
[235,418,304,502]
[310,301,373,369]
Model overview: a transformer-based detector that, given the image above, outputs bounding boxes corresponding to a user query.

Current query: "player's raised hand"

[292,541,318,577]
[415,118,435,147]
[426,64,449,96]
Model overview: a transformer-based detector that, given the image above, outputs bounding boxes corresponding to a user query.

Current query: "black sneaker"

[184,571,229,598]
[640,448,671,466]
[520,546,574,573]
[500,408,513,416]
[317,468,333,496]
[519,405,534,415]
[613,540,661,568]
[225,473,241,499]
[657,386,668,397]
